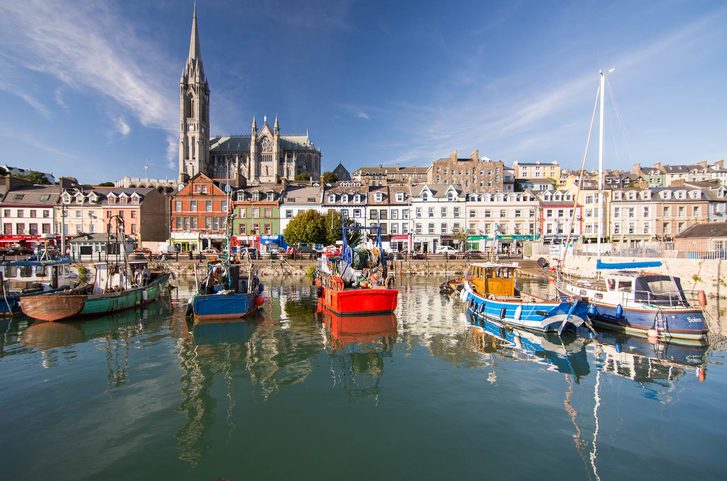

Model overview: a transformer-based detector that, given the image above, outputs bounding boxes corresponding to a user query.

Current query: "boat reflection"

[192,315,259,346]
[318,302,397,400]
[466,311,591,379]
[20,321,85,350]
[592,330,708,384]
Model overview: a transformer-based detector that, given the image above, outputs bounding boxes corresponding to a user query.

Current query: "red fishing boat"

[317,302,397,349]
[313,217,398,316]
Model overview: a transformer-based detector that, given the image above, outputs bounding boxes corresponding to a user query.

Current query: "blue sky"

[0,0,726,183]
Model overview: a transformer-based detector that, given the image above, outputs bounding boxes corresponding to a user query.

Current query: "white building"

[465,191,539,252]
[409,184,465,253]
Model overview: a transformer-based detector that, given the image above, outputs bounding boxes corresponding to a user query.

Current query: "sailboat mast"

[597,71,605,261]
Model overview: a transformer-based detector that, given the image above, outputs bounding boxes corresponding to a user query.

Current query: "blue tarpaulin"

[596,260,662,270]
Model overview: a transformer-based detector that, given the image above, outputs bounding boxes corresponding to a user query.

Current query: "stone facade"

[427,151,504,193]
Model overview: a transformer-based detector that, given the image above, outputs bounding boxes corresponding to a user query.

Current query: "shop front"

[170,232,226,252]
[259,234,288,254]
[390,234,411,253]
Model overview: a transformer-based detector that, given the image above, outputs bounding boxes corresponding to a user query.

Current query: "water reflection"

[318,304,397,401]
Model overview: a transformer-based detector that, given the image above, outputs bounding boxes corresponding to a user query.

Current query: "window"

[75,210,81,218]
[379,209,387,220]
[643,207,649,218]
[628,222,635,234]
[392,210,398,220]
[264,223,272,235]
[175,201,182,212]
[42,223,50,234]
[402,223,409,234]
[206,200,213,212]
[628,208,634,218]
[353,209,361,218]
[264,208,272,218]
[441,207,447,217]
[402,209,409,220]
[396,193,404,202]
[663,206,670,216]
[221,201,227,213]
[17,210,24,218]
[500,210,506,218]
[514,210,521,218]
[252,208,260,218]
[370,210,378,220]
[328,194,336,203]
[440,223,447,234]
[29,210,36,218]
[484,210,491,218]
[131,224,137,235]
[421,192,429,201]
[415,208,422,218]
[693,206,700,216]
[239,224,247,235]
[391,223,398,234]
[643,222,649,234]
[453,207,460,217]
[428,223,435,234]
[131,211,136,219]
[286,210,293,219]
[190,200,197,212]
[428,207,434,217]
[342,194,349,203]
[678,206,685,217]
[118,210,124,218]
[469,210,475,218]
[354,194,361,203]
[239,208,246,218]
[663,221,671,233]
[28,223,38,235]
[375,192,383,202]
[267,193,274,201]
[16,223,25,234]
[614,223,620,234]
[40,194,50,201]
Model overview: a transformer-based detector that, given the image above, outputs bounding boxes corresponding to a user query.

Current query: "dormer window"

[107,193,116,205]
[62,193,72,204]
[75,195,84,205]
[236,192,245,201]
[253,192,260,201]
[89,193,98,203]
[119,193,129,205]
[468,194,477,201]
[375,192,383,202]
[267,192,274,201]
[131,193,141,204]
[422,191,429,201]
[342,194,349,203]
[328,194,336,203]
[447,191,455,201]
[354,194,361,203]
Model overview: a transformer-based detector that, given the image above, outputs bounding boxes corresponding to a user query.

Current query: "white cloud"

[165,135,177,170]
[114,116,131,136]
[0,0,178,151]
[54,87,67,108]
[355,111,370,120]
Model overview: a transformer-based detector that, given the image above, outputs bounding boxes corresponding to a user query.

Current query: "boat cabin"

[599,271,689,307]
[0,259,77,293]
[468,263,519,298]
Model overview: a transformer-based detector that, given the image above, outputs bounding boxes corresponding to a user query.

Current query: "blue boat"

[0,257,78,316]
[557,265,708,343]
[463,263,589,334]
[190,263,264,321]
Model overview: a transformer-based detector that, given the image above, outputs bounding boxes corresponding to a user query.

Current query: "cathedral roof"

[209,134,319,152]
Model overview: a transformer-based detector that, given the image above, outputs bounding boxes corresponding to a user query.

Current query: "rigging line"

[560,84,601,267]
[605,77,634,167]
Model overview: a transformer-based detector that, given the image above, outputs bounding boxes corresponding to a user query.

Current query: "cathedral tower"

[179,4,210,183]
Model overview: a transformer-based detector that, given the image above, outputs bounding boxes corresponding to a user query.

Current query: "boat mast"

[597,70,605,261]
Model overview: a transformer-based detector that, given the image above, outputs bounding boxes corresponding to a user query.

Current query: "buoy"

[615,304,623,318]
[698,290,707,307]
[697,367,706,382]
[255,295,265,307]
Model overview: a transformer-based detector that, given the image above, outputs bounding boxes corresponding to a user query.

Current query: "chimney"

[449,150,458,162]
[698,160,708,169]
[319,175,325,194]
[654,161,663,171]
[715,160,724,169]
[470,149,479,162]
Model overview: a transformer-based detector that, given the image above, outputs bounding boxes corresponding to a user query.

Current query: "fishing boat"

[313,216,398,316]
[555,71,708,343]
[189,262,264,320]
[0,256,78,316]
[557,262,708,342]
[20,215,170,322]
[462,262,590,334]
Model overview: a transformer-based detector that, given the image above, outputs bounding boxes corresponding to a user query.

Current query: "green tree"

[294,171,310,181]
[98,182,115,187]
[283,210,327,246]
[324,210,362,247]
[322,171,338,184]
[17,171,51,185]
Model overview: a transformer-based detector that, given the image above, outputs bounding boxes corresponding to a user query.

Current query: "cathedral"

[178,6,321,185]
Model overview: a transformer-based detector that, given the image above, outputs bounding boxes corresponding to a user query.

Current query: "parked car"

[435,246,459,256]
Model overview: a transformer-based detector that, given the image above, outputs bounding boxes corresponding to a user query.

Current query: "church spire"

[182,2,205,82]
[251,116,257,134]
[274,115,279,135]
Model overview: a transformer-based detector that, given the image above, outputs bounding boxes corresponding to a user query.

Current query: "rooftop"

[675,222,727,239]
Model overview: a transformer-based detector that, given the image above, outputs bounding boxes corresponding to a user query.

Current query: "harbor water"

[0,278,725,481]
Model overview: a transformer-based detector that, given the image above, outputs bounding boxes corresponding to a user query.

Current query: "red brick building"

[170,173,229,252]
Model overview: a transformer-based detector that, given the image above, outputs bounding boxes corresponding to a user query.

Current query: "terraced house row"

[167,172,727,254]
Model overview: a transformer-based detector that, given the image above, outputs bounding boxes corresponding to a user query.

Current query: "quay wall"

[561,255,726,299]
